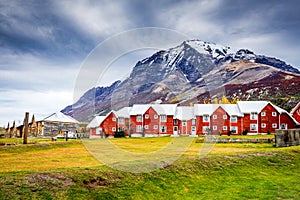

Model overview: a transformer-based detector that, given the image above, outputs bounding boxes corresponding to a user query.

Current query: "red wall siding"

[100,112,117,136]
[259,104,279,133]
[292,106,300,123]
[210,107,230,135]
[144,107,159,135]
[196,116,210,135]
[280,113,297,129]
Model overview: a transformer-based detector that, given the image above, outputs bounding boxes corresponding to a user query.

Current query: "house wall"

[279,113,297,129]
[259,104,279,133]
[43,122,77,137]
[143,107,159,135]
[100,112,117,137]
[196,116,210,135]
[292,106,300,123]
[130,115,143,135]
[162,116,174,135]
[210,107,230,135]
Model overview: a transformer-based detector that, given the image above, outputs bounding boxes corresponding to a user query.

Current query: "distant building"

[5,112,79,138]
[87,101,299,137]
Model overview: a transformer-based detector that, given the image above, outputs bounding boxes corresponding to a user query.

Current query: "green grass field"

[0,136,299,199]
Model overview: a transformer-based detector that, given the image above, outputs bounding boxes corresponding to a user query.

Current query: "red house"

[87,116,106,138]
[237,101,269,134]
[174,106,196,136]
[115,107,131,133]
[291,102,300,123]
[194,104,218,135]
[129,104,177,137]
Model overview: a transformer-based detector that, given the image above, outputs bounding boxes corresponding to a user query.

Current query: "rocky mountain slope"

[62,40,300,122]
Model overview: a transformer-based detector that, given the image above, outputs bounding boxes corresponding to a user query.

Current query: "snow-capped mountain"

[62,40,300,122]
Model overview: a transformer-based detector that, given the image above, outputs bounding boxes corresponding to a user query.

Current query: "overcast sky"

[1,0,300,125]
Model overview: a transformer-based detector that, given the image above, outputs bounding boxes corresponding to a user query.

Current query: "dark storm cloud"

[0,1,94,59]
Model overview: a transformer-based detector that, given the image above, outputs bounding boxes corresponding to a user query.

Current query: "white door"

[173,126,178,135]
[191,126,196,135]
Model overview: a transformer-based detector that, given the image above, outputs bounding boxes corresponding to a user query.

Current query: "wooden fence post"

[23,112,29,144]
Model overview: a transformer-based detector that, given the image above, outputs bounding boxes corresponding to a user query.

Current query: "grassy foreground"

[0,137,299,199]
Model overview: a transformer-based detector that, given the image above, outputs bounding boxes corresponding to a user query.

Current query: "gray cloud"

[1,0,300,124]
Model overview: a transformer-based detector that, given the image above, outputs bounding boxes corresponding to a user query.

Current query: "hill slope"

[62,40,300,122]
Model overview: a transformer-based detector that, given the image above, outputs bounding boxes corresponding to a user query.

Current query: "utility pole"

[23,112,29,144]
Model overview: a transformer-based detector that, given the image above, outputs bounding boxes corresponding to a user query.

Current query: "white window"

[145,114,149,119]
[144,125,149,129]
[261,123,266,128]
[213,126,217,130]
[280,124,287,130]
[272,123,277,128]
[223,126,227,130]
[112,117,116,121]
[136,125,142,132]
[154,125,158,129]
[272,112,277,117]
[174,119,178,125]
[137,115,142,122]
[160,115,167,122]
[160,126,166,132]
[182,122,187,126]
[203,126,210,133]
[261,112,266,116]
[192,119,196,125]
[119,117,125,124]
[213,115,217,119]
[154,115,158,119]
[250,124,258,131]
[223,115,227,119]
[230,126,238,134]
[112,127,116,132]
[230,116,237,123]
[203,115,210,122]
[192,126,196,131]
[250,113,258,120]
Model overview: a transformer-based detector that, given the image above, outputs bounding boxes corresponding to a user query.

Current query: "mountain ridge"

[61,39,300,122]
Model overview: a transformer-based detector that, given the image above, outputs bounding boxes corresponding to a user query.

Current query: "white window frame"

[154,115,158,119]
[182,121,187,126]
[136,125,142,132]
[250,123,258,131]
[203,126,210,133]
[191,126,196,131]
[145,114,149,119]
[213,126,217,130]
[203,115,210,122]
[174,119,178,125]
[272,112,277,117]
[154,125,158,129]
[160,126,167,133]
[192,119,196,125]
[137,115,142,122]
[223,115,227,119]
[230,116,237,123]
[250,113,258,120]
[112,127,116,132]
[160,115,167,122]
[144,125,149,129]
[261,123,266,128]
[118,117,125,124]
[261,112,266,116]
[223,126,227,130]
[230,126,238,134]
[272,123,277,128]
[213,115,217,119]
[112,117,116,121]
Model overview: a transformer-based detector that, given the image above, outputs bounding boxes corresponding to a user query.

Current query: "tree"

[220,95,231,104]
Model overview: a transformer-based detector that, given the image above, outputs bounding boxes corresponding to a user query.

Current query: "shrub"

[242,129,248,135]
[114,131,126,138]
